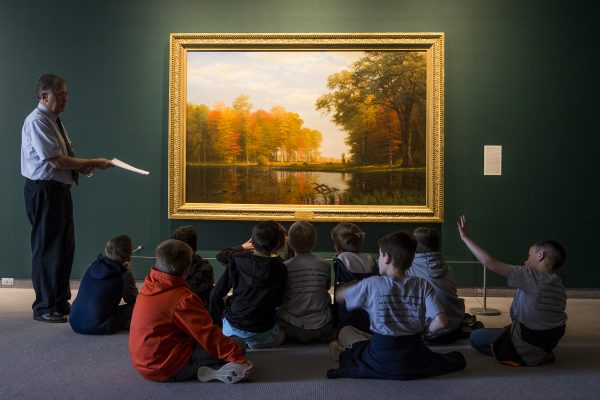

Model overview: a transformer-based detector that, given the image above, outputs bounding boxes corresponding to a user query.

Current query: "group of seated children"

[68,216,568,383]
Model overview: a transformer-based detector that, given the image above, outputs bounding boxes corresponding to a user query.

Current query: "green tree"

[353,52,426,166]
[186,103,210,163]
[232,95,253,164]
[317,52,426,167]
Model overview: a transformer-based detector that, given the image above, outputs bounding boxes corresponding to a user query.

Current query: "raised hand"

[457,215,469,240]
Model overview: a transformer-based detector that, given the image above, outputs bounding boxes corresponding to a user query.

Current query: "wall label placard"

[484,145,502,176]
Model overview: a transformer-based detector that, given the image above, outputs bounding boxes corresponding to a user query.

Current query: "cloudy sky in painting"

[187,51,365,159]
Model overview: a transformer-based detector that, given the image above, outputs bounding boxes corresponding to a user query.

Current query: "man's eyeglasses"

[42,92,68,100]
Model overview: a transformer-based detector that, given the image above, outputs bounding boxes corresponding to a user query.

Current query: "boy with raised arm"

[457,215,567,366]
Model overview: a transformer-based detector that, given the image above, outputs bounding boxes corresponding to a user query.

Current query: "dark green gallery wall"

[1,1,598,287]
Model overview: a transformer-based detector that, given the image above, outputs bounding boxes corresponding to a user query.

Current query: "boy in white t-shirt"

[327,231,466,380]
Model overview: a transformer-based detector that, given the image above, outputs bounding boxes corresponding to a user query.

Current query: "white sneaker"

[197,363,248,384]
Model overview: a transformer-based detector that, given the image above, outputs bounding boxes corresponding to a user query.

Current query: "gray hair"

[105,235,133,264]
[155,239,193,276]
[36,74,65,99]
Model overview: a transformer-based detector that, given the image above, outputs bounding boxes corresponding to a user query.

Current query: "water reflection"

[186,165,425,205]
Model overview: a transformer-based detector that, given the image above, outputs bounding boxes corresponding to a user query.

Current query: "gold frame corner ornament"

[168,32,444,222]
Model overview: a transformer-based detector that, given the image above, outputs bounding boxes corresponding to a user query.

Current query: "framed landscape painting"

[168,33,444,221]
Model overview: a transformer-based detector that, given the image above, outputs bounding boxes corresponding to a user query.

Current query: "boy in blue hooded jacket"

[69,235,138,334]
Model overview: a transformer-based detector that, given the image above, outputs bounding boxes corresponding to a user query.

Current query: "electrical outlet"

[2,278,14,286]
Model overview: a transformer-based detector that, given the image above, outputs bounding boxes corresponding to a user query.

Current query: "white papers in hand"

[111,158,150,175]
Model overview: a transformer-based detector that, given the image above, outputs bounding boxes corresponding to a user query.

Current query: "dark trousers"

[328,333,466,380]
[71,303,135,335]
[98,303,135,334]
[167,343,221,382]
[24,179,74,315]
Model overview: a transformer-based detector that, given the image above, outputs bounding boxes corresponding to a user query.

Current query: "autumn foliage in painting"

[186,95,323,165]
[316,51,427,168]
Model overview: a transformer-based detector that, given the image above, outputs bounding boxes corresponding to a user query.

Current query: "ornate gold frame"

[169,33,444,222]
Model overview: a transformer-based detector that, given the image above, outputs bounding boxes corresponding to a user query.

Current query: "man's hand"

[78,166,95,176]
[93,158,113,170]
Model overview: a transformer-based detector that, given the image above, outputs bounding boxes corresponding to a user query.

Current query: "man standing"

[21,74,113,323]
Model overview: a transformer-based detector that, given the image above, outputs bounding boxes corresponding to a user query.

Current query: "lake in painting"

[186,165,425,206]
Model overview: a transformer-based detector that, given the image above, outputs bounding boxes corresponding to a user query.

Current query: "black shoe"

[33,312,67,323]
[57,302,71,315]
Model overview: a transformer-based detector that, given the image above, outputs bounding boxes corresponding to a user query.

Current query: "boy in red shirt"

[129,239,253,383]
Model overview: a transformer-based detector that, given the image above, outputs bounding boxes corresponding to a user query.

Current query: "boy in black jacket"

[172,225,214,307]
[210,221,287,349]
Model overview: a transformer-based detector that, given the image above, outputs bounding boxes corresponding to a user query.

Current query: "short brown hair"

[104,235,133,264]
[378,231,417,271]
[172,225,198,251]
[155,239,193,276]
[532,240,567,271]
[413,227,440,253]
[331,222,365,253]
[288,221,316,254]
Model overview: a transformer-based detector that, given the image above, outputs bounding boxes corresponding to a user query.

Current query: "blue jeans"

[222,318,282,348]
[470,328,503,356]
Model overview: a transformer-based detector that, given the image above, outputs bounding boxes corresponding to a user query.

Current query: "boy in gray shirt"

[407,227,466,343]
[458,215,567,366]
[278,221,335,343]
[327,231,466,380]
